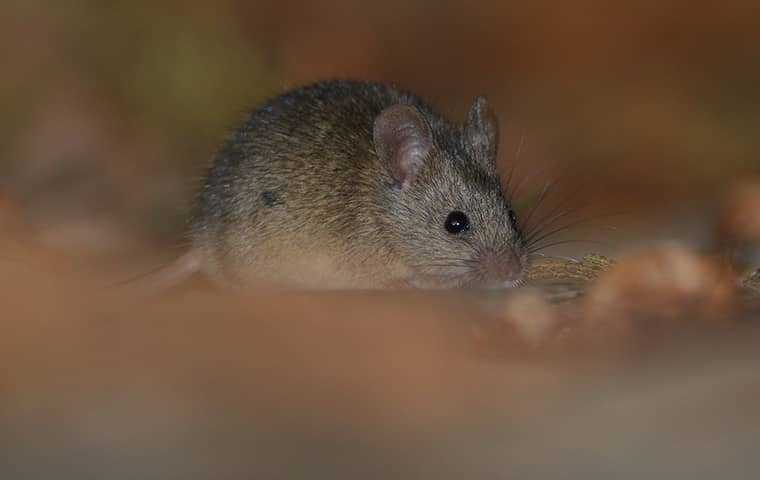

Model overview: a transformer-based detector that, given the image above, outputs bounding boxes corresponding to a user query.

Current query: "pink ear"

[373,105,433,188]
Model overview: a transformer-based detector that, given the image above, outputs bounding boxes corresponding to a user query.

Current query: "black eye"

[445,211,470,234]
[508,209,518,227]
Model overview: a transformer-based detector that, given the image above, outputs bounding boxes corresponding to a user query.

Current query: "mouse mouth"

[405,247,529,290]
[468,248,528,290]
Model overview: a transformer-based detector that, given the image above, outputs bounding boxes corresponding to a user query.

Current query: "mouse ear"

[464,96,499,170]
[373,105,433,188]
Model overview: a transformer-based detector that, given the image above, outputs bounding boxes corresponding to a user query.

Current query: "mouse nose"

[475,249,523,288]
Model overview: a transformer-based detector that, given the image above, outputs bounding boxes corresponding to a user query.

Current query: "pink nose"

[477,250,521,285]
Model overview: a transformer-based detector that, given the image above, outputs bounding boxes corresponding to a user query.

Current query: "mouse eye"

[508,209,518,227]
[445,211,470,234]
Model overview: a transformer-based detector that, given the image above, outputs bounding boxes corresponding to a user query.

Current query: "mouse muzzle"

[472,249,525,289]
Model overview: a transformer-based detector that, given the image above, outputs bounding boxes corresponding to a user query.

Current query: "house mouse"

[149,80,528,290]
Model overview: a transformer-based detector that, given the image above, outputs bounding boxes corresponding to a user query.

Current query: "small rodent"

[155,80,528,290]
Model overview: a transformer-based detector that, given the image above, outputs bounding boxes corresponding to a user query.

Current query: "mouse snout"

[474,249,524,288]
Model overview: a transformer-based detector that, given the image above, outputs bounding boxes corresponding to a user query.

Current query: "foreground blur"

[1,242,759,479]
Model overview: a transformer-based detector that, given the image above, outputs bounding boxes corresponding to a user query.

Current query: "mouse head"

[373,97,528,289]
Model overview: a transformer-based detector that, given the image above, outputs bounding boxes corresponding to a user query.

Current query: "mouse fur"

[188,80,527,289]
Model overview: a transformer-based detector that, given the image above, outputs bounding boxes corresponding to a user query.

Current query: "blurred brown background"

[2,0,760,259]
[2,3,760,478]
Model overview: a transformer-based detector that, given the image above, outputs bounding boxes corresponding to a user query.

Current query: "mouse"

[145,80,528,291]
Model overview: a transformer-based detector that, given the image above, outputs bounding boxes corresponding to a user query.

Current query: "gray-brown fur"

[190,80,527,289]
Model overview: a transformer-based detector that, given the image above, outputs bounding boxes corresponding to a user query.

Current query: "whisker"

[519,165,608,237]
[528,238,609,253]
[421,261,478,269]
[523,203,593,244]
[527,252,580,262]
[433,256,477,263]
[518,179,555,231]
[514,131,527,161]
[408,263,472,269]
[504,164,518,204]
[504,131,527,203]
[522,203,628,244]
[525,216,603,248]
[525,210,630,247]
[510,162,557,205]
[521,193,589,239]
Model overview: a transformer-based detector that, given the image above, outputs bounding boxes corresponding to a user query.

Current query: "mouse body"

[185,80,527,290]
